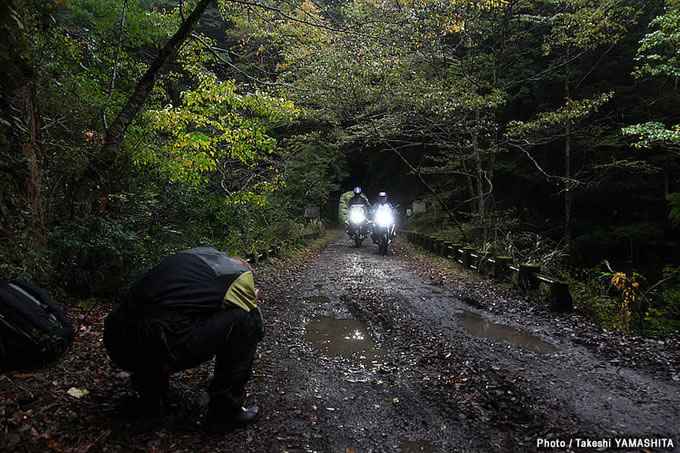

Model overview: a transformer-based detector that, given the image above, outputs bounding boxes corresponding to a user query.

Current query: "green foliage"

[507,92,614,138]
[62,0,172,48]
[568,266,643,332]
[645,265,680,335]
[621,121,680,150]
[338,191,354,224]
[274,132,346,217]
[141,65,299,193]
[568,268,626,331]
[622,3,680,152]
[568,264,679,336]
[632,3,680,79]
[668,192,680,227]
[48,214,144,298]
[542,0,638,54]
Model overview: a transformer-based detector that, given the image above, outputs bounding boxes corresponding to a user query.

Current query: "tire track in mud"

[254,233,490,452]
[247,231,679,452]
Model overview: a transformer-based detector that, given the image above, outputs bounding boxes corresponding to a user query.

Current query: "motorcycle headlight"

[375,209,394,227]
[350,210,366,224]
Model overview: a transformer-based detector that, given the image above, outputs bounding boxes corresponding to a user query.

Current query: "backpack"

[0,280,75,370]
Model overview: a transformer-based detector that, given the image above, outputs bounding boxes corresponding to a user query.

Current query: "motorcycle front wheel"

[379,232,389,255]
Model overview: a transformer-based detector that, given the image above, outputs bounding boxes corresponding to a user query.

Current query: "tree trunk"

[463,160,476,212]
[102,0,128,130]
[15,82,44,248]
[564,56,572,243]
[473,108,485,218]
[75,0,214,209]
[565,111,572,242]
[0,2,45,260]
[664,151,670,198]
[20,83,43,242]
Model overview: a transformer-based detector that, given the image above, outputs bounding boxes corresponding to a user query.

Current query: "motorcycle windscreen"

[126,247,248,314]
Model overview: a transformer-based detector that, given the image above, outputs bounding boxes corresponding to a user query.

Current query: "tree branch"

[190,32,304,90]
[76,0,214,208]
[102,0,128,130]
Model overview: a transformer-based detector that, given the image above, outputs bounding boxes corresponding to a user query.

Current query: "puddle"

[400,439,439,453]
[455,311,557,354]
[304,295,331,304]
[304,317,384,363]
[314,283,324,289]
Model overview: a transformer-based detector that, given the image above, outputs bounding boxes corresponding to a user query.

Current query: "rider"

[346,187,371,211]
[370,191,396,243]
[345,187,372,234]
[372,191,395,211]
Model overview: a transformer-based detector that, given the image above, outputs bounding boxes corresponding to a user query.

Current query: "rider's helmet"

[377,191,387,203]
[354,187,362,195]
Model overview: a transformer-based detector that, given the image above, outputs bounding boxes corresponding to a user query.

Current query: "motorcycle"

[373,204,396,255]
[346,204,371,247]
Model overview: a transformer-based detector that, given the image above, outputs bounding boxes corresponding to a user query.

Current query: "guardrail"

[402,231,573,312]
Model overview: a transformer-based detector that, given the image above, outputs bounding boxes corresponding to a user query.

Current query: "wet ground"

[245,231,680,452]
[1,230,679,452]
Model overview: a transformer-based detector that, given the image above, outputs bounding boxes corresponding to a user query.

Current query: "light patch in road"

[304,316,384,364]
[399,439,440,452]
[455,311,557,354]
[304,295,331,304]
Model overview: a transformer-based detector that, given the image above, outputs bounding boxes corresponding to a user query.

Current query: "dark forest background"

[1,0,679,334]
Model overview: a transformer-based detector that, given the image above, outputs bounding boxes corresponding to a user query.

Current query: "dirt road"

[1,231,679,452]
[245,232,679,452]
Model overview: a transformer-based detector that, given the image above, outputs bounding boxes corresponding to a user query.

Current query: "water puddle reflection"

[400,439,439,452]
[455,311,557,354]
[304,317,384,363]
[304,295,331,304]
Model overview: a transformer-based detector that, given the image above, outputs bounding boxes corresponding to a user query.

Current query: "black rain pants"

[104,306,263,416]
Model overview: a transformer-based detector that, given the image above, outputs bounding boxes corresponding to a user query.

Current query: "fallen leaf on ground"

[66,388,89,398]
[12,373,35,380]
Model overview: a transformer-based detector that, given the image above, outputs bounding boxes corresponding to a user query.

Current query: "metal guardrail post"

[519,264,540,290]
[442,241,451,257]
[405,230,573,312]
[462,247,475,269]
[441,241,453,258]
[494,256,511,279]
[551,281,573,312]
[450,244,462,261]
[433,239,442,255]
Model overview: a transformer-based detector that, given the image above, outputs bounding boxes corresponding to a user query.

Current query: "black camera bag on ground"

[0,280,75,370]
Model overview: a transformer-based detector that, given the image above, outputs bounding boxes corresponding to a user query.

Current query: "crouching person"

[104,247,264,430]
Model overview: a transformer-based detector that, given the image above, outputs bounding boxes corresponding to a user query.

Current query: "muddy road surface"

[1,231,679,452]
[245,232,680,452]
